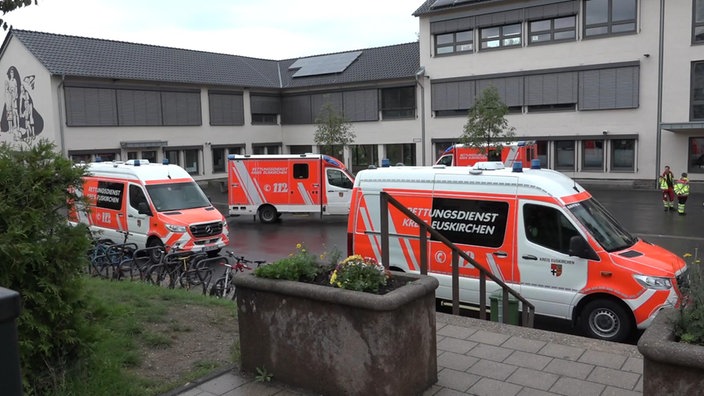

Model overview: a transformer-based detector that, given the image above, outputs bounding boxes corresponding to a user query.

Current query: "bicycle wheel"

[209,278,234,299]
[145,264,171,287]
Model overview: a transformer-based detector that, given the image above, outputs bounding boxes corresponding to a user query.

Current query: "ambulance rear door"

[516,201,590,319]
[289,158,322,207]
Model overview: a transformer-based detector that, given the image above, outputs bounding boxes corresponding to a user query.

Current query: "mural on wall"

[1,66,44,143]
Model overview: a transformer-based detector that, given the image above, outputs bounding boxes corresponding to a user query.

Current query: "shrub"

[329,255,389,293]
[675,252,704,345]
[0,140,94,394]
[254,243,322,281]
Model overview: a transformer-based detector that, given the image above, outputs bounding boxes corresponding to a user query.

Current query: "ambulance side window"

[437,155,453,166]
[293,164,309,179]
[524,204,579,255]
[327,169,353,189]
[129,185,151,215]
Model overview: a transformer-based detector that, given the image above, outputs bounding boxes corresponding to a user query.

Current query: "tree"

[460,86,515,158]
[1,0,39,30]
[0,139,93,394]
[314,103,355,158]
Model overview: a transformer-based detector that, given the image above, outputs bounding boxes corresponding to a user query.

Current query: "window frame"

[380,86,416,120]
[528,15,576,45]
[583,0,637,39]
[691,61,704,121]
[610,138,636,172]
[694,0,704,44]
[435,29,474,56]
[479,23,522,51]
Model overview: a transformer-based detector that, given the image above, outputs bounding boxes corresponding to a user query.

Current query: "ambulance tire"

[580,299,632,342]
[146,238,165,264]
[258,205,279,224]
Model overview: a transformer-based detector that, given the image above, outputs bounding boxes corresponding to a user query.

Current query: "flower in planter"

[329,254,390,293]
[254,243,322,281]
[674,251,704,344]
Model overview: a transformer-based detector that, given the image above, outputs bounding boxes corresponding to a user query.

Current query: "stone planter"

[234,271,439,396]
[637,308,704,395]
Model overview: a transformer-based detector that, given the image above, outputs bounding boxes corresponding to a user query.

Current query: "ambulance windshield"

[145,182,211,212]
[567,198,638,252]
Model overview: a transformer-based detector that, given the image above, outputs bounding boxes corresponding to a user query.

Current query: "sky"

[1,0,422,60]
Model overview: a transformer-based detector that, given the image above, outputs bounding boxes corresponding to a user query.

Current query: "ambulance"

[227,154,355,223]
[347,161,687,342]
[436,141,537,168]
[69,159,229,255]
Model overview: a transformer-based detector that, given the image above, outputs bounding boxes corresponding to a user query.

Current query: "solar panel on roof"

[430,0,477,8]
[289,51,362,78]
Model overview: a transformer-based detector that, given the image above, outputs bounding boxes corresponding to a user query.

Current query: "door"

[517,201,588,319]
[290,160,321,207]
[324,168,354,215]
[126,183,151,247]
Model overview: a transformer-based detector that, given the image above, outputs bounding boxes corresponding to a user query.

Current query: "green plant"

[255,366,273,383]
[329,254,390,293]
[0,140,94,394]
[254,243,323,281]
[674,250,704,345]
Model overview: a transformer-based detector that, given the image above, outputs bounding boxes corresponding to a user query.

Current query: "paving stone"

[422,384,443,395]
[437,337,477,354]
[538,343,585,361]
[543,358,595,380]
[517,388,562,396]
[601,386,642,396]
[587,366,640,390]
[432,388,466,396]
[437,324,478,339]
[549,377,605,396]
[507,367,559,391]
[199,372,249,395]
[504,350,553,370]
[621,357,643,374]
[578,350,627,370]
[468,329,511,345]
[467,344,514,362]
[437,368,481,392]
[438,351,480,371]
[468,377,522,396]
[222,380,281,396]
[502,336,547,353]
[467,359,518,380]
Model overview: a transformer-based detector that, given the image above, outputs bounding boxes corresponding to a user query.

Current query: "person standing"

[674,172,690,215]
[659,165,675,211]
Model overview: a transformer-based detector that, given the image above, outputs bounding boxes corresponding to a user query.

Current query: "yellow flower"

[296,243,302,249]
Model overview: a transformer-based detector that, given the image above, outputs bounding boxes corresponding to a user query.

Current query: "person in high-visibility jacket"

[674,172,690,215]
[659,165,675,211]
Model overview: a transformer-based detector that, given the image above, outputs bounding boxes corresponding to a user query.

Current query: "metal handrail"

[379,191,535,328]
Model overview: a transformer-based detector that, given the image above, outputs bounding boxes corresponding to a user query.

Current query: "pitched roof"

[10,29,420,90]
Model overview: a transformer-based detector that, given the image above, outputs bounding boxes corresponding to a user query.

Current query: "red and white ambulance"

[69,159,229,255]
[227,154,355,223]
[347,161,687,342]
[436,141,538,168]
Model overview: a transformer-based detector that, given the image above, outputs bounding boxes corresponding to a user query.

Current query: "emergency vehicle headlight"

[633,274,672,290]
[165,224,187,233]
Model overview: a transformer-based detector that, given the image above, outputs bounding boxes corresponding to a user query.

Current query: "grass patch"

[55,277,237,396]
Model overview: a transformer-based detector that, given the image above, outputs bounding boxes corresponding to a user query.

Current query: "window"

[385,144,416,166]
[555,141,575,171]
[536,141,549,169]
[212,147,226,173]
[529,16,576,44]
[695,0,704,44]
[164,150,179,165]
[480,24,521,50]
[129,185,149,212]
[584,0,636,38]
[127,150,156,163]
[582,140,604,171]
[253,144,280,154]
[184,149,200,175]
[692,62,704,120]
[209,92,244,126]
[524,204,580,255]
[435,30,473,55]
[350,144,379,174]
[327,168,353,189]
[289,145,312,154]
[252,114,277,124]
[688,137,704,174]
[293,164,309,179]
[611,139,635,171]
[381,87,415,119]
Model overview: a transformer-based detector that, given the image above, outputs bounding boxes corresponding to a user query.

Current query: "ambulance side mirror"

[138,202,152,216]
[568,235,599,261]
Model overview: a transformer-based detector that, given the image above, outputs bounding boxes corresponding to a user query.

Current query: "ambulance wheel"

[146,238,164,263]
[580,299,632,342]
[258,205,278,224]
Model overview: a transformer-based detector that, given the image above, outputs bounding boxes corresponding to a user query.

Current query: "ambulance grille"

[190,222,223,237]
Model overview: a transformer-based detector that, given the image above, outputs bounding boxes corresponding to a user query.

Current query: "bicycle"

[144,244,208,290]
[209,250,265,300]
[87,230,137,280]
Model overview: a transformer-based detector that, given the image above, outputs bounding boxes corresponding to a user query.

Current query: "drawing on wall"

[1,66,44,142]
